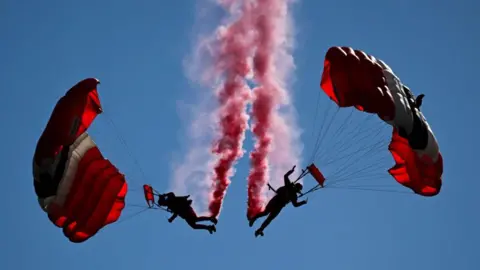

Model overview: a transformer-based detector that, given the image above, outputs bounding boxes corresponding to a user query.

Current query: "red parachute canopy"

[320,46,443,196]
[33,78,128,243]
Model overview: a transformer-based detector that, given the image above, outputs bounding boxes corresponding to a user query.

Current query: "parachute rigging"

[142,184,172,213]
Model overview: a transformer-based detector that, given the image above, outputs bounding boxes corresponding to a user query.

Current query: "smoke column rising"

[244,0,301,219]
[209,0,301,218]
[180,0,301,218]
[208,1,255,217]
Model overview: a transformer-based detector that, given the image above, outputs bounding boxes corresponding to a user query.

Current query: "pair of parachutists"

[32,46,443,243]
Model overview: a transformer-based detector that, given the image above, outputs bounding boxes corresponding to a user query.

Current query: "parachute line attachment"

[142,184,172,213]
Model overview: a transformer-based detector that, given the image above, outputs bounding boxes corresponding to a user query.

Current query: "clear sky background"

[1,0,479,269]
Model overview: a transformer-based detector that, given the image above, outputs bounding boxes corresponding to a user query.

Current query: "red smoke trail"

[208,0,296,218]
[208,2,254,217]
[246,0,290,219]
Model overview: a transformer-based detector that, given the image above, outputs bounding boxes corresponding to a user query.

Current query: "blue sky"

[1,0,479,269]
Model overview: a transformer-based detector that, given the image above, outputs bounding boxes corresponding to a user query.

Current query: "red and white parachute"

[33,78,128,243]
[299,46,443,196]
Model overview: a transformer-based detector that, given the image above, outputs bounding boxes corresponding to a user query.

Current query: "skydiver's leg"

[255,207,282,237]
[249,197,278,227]
[186,219,216,234]
[249,210,269,227]
[184,205,218,224]
[197,216,218,224]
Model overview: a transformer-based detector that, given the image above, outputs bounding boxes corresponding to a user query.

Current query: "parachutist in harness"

[157,192,218,234]
[248,165,308,237]
[415,94,425,109]
[403,85,424,110]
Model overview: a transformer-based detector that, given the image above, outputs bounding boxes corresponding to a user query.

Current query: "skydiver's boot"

[254,228,264,237]
[207,225,216,234]
[210,217,218,225]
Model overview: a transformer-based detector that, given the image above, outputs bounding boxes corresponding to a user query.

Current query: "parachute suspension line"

[308,100,334,164]
[317,111,370,164]
[323,119,391,189]
[126,202,172,213]
[309,103,340,165]
[293,168,310,184]
[331,123,386,160]
[102,111,150,186]
[307,91,322,157]
[322,124,388,169]
[126,203,155,209]
[313,107,355,163]
[312,107,340,162]
[308,105,377,162]
[316,109,377,165]
[319,108,354,152]
[324,141,387,184]
[116,207,152,225]
[326,157,389,186]
[300,99,402,195]
[326,186,413,194]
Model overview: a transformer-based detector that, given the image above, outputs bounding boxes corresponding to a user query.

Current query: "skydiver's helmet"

[157,195,168,206]
[294,183,303,193]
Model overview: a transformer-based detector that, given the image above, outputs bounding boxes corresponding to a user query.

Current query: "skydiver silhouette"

[248,165,308,237]
[157,192,217,234]
[403,85,425,110]
[415,94,425,109]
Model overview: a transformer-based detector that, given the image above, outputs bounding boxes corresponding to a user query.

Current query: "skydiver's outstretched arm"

[291,195,307,208]
[168,213,178,223]
[159,192,175,201]
[178,195,190,200]
[284,165,296,186]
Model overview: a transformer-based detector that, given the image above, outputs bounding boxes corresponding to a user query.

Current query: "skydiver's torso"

[274,186,298,206]
[164,195,192,214]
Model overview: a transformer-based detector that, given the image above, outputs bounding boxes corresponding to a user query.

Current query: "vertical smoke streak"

[208,2,255,217]
[246,0,302,218]
[177,0,301,218]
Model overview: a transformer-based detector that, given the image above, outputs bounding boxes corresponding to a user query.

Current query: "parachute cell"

[33,78,127,243]
[388,128,443,196]
[319,46,443,196]
[320,46,395,120]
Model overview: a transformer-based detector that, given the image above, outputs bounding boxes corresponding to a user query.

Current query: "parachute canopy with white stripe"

[33,78,128,243]
[319,46,443,196]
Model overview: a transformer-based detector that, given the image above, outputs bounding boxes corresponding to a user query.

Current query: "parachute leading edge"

[33,78,128,243]
[320,46,443,196]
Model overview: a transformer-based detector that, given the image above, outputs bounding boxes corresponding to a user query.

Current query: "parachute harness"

[143,186,173,213]
[267,167,324,199]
